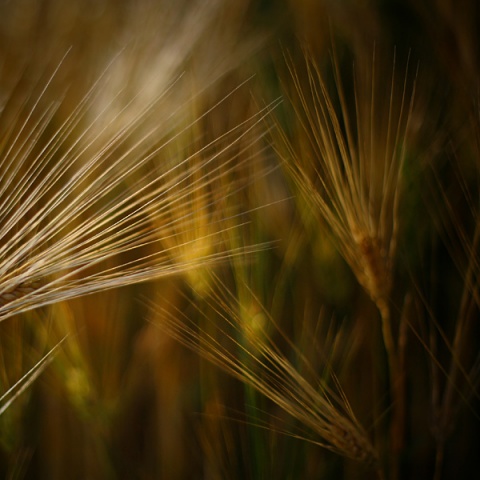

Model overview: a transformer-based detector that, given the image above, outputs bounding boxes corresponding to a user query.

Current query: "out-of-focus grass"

[0,1,479,479]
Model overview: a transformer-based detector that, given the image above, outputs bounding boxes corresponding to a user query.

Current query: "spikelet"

[0,282,43,309]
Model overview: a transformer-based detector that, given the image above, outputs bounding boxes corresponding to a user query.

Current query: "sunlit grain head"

[0,56,274,324]
[279,47,418,306]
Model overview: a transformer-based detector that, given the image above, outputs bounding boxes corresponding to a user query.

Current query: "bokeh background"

[0,1,479,479]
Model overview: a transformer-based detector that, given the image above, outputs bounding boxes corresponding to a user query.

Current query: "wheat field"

[0,1,478,479]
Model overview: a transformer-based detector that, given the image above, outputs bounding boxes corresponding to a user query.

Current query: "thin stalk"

[376,297,402,480]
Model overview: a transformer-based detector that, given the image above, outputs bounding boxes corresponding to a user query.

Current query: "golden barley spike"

[152,273,381,473]
[0,48,276,323]
[277,45,419,479]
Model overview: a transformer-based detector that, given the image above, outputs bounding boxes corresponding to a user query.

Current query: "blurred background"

[0,1,479,479]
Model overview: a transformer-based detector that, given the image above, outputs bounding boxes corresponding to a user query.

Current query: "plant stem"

[377,296,404,480]
[433,439,445,480]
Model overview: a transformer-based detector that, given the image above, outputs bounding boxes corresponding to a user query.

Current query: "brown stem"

[377,296,404,480]
[433,439,445,480]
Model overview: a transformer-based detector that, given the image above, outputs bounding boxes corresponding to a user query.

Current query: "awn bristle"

[0,58,274,323]
[152,275,380,470]
[280,47,417,307]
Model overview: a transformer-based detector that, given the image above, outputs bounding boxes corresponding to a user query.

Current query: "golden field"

[0,1,479,478]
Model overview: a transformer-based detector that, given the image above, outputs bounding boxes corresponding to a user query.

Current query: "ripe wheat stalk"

[275,46,421,478]
[0,59,275,324]
[0,0,272,322]
[152,271,383,477]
